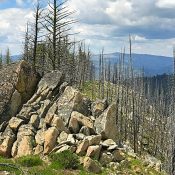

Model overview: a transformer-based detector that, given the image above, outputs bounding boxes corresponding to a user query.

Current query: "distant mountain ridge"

[91,52,173,76]
[2,55,21,62]
[10,53,173,76]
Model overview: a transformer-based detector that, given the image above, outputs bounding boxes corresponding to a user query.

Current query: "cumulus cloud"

[0,8,33,54]
[156,0,175,8]
[67,0,175,56]
[16,0,24,6]
[0,0,175,56]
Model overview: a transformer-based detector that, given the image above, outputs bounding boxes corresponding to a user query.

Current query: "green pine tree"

[5,47,11,64]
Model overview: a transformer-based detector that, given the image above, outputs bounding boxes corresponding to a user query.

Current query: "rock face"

[0,61,40,123]
[94,103,118,141]
[0,65,120,159]
[0,64,162,174]
[57,86,88,126]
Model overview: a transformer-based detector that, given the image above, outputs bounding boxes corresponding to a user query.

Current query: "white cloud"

[0,0,175,57]
[16,0,24,6]
[0,8,33,54]
[156,0,175,8]
[67,0,175,56]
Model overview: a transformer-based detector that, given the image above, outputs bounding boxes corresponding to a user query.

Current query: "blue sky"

[0,0,36,9]
[0,0,175,56]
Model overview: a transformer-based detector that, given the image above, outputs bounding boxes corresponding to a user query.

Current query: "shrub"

[16,155,43,167]
[49,150,80,170]
[0,156,21,175]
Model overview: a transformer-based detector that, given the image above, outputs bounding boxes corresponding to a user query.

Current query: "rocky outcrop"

[0,65,162,174]
[0,65,120,159]
[0,61,40,123]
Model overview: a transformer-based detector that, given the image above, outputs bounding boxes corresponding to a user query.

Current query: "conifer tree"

[5,47,11,65]
[0,52,3,68]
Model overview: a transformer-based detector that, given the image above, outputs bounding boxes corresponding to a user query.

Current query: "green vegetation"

[15,155,43,167]
[116,156,166,175]
[0,156,21,175]
[0,152,167,175]
[49,150,80,170]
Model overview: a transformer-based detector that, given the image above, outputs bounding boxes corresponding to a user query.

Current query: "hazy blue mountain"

[2,54,22,62]
[11,55,22,61]
[10,53,173,76]
[91,52,173,76]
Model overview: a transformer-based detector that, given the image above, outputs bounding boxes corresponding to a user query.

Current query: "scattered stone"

[29,114,40,128]
[108,145,118,151]
[75,133,85,140]
[67,134,76,144]
[69,111,93,133]
[103,139,116,146]
[51,115,66,132]
[76,139,89,156]
[44,127,59,154]
[56,145,70,153]
[86,145,101,160]
[112,149,125,162]
[99,152,114,166]
[79,126,96,136]
[57,131,68,144]
[35,129,45,145]
[86,135,102,146]
[18,124,36,137]
[45,114,54,126]
[8,117,24,131]
[34,144,43,155]
[83,157,102,174]
[0,133,16,157]
[14,136,35,157]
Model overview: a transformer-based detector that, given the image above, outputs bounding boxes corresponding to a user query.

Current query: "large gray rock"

[11,124,36,157]
[99,152,114,166]
[83,157,102,174]
[86,145,101,160]
[76,139,89,156]
[38,70,63,91]
[27,70,63,106]
[69,111,94,133]
[57,86,88,126]
[94,103,118,141]
[0,127,16,157]
[12,136,35,157]
[0,61,40,123]
[57,131,68,144]
[44,127,59,154]
[86,135,102,146]
[8,117,24,131]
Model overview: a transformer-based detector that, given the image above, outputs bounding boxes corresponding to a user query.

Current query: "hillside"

[9,52,174,76]
[0,61,166,175]
[92,52,173,76]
